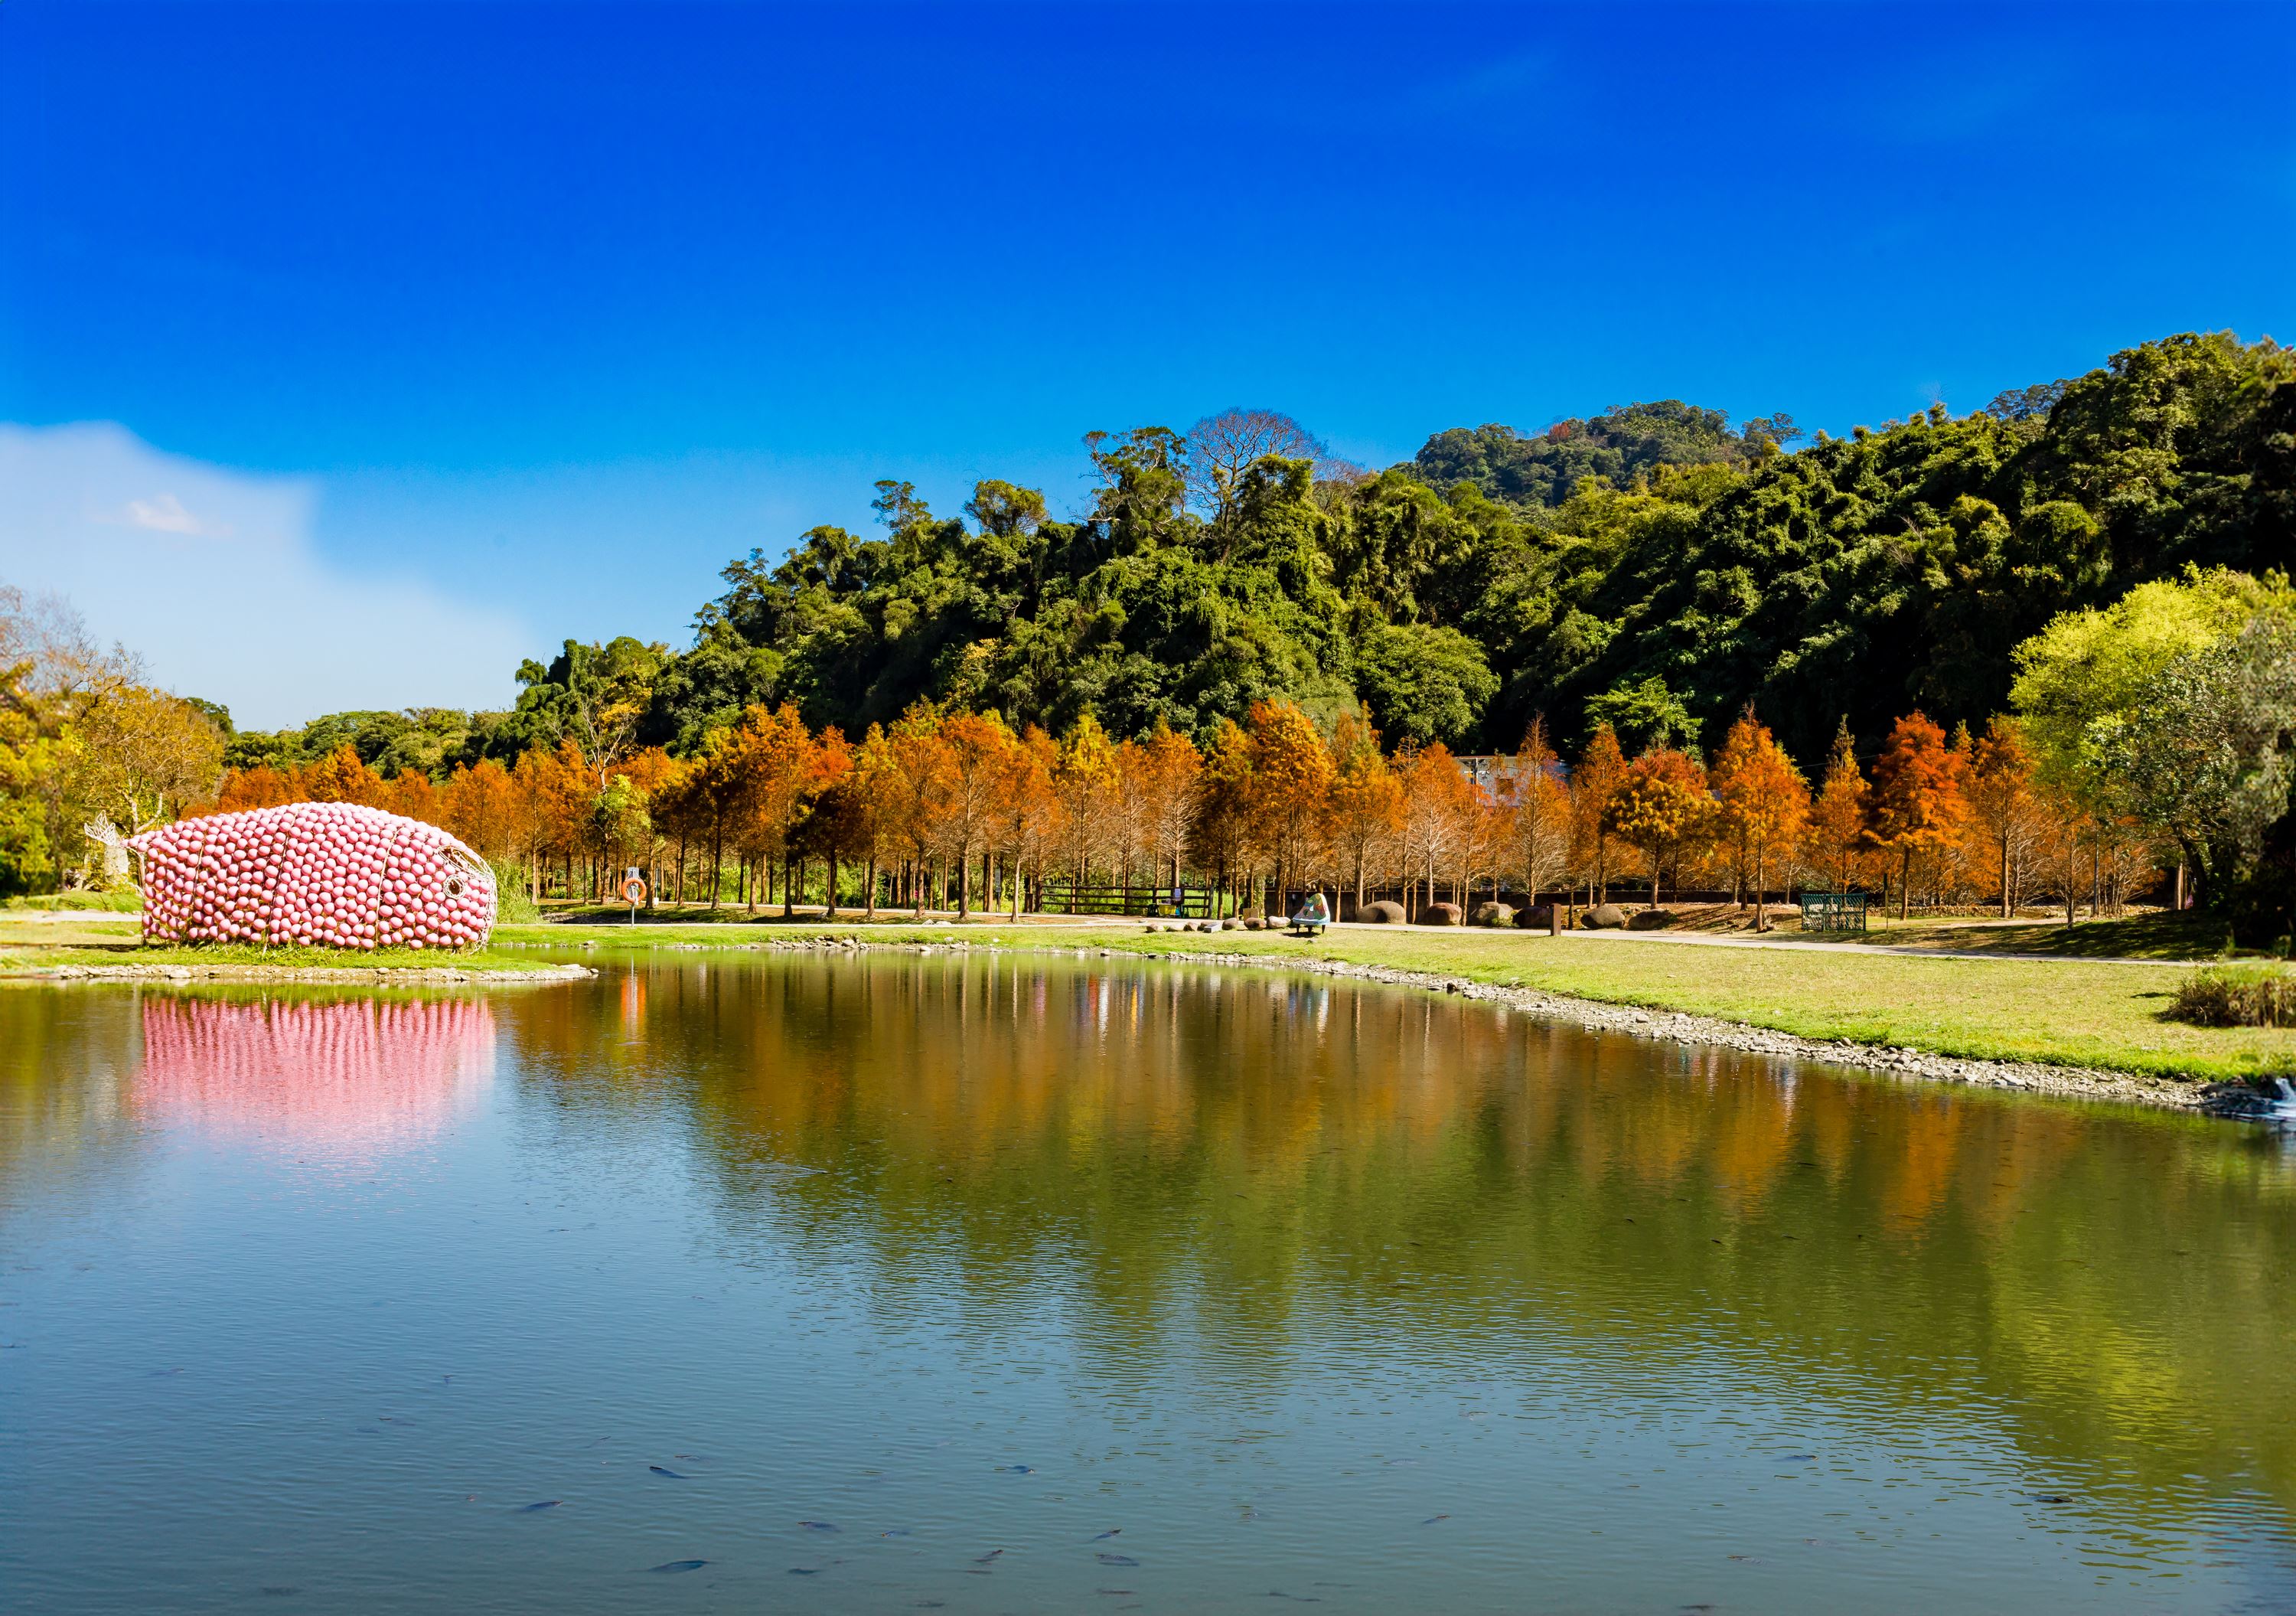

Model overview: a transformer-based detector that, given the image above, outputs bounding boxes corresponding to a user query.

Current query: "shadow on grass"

[1836,911,2241,962]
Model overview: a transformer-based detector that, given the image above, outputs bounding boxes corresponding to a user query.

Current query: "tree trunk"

[1898,848,1911,921]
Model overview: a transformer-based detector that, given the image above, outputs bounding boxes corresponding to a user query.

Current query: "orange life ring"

[621,875,648,904]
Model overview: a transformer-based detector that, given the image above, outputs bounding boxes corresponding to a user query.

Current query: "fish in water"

[517,1500,562,1512]
[1093,1529,1122,1540]
[995,1464,1032,1474]
[647,1560,708,1574]
[650,1465,689,1479]
[1096,1552,1140,1567]
[799,1520,840,1533]
[974,1549,1003,1564]
[120,802,497,951]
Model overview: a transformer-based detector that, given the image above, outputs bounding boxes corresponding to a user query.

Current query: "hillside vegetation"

[227,330,2293,772]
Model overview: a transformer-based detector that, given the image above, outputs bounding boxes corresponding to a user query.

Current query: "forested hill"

[239,331,2295,775]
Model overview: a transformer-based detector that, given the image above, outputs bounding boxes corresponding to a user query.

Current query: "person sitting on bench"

[1288,889,1332,935]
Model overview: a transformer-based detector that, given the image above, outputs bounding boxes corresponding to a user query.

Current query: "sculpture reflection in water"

[136,994,496,1160]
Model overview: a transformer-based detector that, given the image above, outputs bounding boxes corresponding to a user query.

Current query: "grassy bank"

[0,916,554,977]
[505,916,2296,1082]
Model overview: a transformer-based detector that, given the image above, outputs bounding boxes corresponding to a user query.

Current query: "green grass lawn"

[0,916,550,975]
[3,890,144,912]
[507,916,2296,1082]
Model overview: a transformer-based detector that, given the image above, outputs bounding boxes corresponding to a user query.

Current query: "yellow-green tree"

[1052,712,1118,908]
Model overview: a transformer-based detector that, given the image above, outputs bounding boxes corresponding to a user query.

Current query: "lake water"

[5,948,2294,1613]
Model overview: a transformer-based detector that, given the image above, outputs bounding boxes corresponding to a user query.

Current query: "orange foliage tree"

[993,724,1060,918]
[1245,700,1334,911]
[1867,710,1967,919]
[1570,723,1629,904]
[1188,719,1256,915]
[1602,749,1713,909]
[1326,714,1404,914]
[1804,719,1869,894]
[936,709,1015,917]
[1135,720,1202,909]
[1508,717,1572,907]
[1962,717,2047,918]
[1397,741,1479,917]
[1709,707,1809,930]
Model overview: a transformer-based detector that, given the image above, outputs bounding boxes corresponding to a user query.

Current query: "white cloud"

[120,491,230,537]
[0,422,532,730]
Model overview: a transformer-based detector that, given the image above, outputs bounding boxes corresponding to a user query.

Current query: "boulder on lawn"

[1471,902,1513,927]
[1583,903,1627,929]
[1423,902,1463,926]
[1362,899,1407,925]
[1515,904,1554,930]
[1627,908,1676,931]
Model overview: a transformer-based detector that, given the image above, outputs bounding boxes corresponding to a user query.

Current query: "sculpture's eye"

[446,877,465,897]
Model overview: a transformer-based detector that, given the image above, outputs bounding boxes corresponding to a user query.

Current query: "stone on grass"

[1471,902,1513,927]
[1362,899,1407,925]
[1583,903,1627,929]
[1627,908,1677,931]
[1424,902,1463,926]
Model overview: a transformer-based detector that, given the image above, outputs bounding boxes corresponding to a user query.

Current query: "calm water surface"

[3,949,2294,1613]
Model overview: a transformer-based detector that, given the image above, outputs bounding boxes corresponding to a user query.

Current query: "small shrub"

[2170,968,2296,1028]
[489,860,541,924]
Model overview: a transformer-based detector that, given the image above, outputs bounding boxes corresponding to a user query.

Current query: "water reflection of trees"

[0,984,142,1200]
[504,953,2296,1524]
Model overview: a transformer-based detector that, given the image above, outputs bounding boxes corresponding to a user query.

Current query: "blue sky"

[3,2,2293,726]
